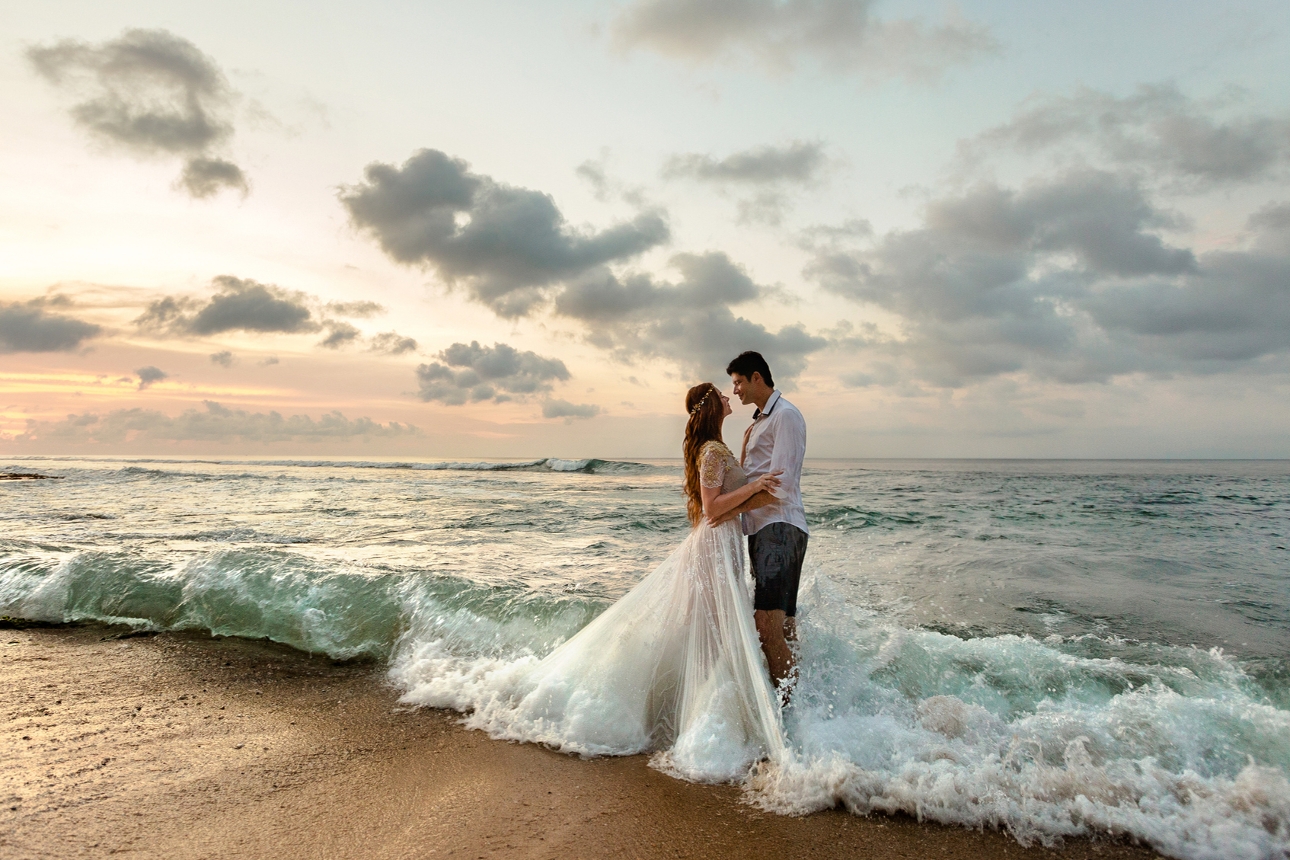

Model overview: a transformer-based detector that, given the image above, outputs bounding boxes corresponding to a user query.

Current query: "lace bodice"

[698,440,747,494]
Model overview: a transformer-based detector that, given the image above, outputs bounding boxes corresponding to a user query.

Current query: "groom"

[725,351,808,689]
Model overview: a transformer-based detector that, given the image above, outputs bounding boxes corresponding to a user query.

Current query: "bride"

[402,382,789,782]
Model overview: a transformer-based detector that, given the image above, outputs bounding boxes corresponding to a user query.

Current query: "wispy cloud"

[959,85,1290,188]
[663,141,826,184]
[13,401,420,444]
[542,399,601,421]
[663,141,829,225]
[28,29,248,198]
[609,0,997,82]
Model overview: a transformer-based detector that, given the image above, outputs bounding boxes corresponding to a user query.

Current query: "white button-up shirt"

[739,390,809,537]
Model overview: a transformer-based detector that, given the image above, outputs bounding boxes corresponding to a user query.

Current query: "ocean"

[2,456,1288,859]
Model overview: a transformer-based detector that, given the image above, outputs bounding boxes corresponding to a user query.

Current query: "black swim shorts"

[748,522,809,616]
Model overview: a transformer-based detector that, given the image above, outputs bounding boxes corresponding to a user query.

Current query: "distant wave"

[6,456,661,476]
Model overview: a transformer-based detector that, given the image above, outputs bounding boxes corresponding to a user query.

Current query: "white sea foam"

[386,571,1290,860]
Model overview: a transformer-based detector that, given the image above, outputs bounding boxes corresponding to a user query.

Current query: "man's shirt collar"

[752,389,781,420]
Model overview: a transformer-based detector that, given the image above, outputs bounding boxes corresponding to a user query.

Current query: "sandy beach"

[0,623,1164,860]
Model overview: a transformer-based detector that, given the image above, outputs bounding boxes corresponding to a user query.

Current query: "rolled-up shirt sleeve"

[767,409,806,499]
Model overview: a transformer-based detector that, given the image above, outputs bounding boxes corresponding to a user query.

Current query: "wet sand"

[1,624,1163,860]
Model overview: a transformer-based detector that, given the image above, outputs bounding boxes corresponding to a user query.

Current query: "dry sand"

[1,623,1163,860]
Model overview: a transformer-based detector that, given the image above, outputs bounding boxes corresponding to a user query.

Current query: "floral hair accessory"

[689,388,712,416]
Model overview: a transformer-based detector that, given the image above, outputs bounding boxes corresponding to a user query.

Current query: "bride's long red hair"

[683,382,724,526]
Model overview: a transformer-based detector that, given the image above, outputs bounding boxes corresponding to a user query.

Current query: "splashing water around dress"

[393,438,787,782]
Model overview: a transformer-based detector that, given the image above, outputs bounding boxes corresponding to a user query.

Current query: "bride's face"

[719,392,732,418]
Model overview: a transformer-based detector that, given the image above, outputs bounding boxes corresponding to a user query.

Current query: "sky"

[3,0,1290,459]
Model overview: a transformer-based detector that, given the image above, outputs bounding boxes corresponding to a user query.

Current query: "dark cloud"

[342,149,824,381]
[136,276,316,337]
[339,149,669,317]
[1085,237,1290,365]
[368,332,418,355]
[610,0,996,81]
[963,85,1290,186]
[663,141,826,184]
[209,350,234,367]
[0,300,101,353]
[555,251,825,384]
[15,401,419,444]
[542,400,601,420]
[318,322,360,349]
[27,29,248,198]
[179,157,248,198]
[415,341,570,405]
[135,366,168,390]
[809,174,1290,386]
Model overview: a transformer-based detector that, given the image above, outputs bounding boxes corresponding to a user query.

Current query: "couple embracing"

[456,350,805,781]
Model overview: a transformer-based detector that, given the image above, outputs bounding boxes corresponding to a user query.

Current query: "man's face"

[730,373,753,405]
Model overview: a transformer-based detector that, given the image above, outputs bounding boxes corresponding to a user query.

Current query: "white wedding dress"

[395,440,786,782]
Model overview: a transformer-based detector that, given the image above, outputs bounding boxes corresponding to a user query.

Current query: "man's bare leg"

[754,609,794,686]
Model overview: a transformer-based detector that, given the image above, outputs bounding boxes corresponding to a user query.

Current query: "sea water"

[2,457,1288,859]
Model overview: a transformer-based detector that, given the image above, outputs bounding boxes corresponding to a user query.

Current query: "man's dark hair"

[726,351,774,388]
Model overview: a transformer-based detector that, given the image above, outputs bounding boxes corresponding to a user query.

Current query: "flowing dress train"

[435,440,786,782]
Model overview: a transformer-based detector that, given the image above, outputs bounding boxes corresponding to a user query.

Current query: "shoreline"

[2,624,1163,860]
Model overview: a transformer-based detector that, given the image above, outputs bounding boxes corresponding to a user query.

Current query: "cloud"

[808,173,1290,386]
[663,141,828,225]
[13,401,419,444]
[0,300,101,353]
[555,251,826,384]
[27,29,248,198]
[542,399,601,420]
[609,0,996,82]
[1084,232,1290,365]
[962,84,1290,187]
[576,159,613,201]
[209,350,234,367]
[339,148,669,317]
[342,149,825,382]
[325,300,385,318]
[369,332,418,355]
[664,141,826,184]
[318,322,360,349]
[135,366,168,389]
[1249,202,1290,254]
[136,276,316,336]
[178,157,248,198]
[415,341,570,405]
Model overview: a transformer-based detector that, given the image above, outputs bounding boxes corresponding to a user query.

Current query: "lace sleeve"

[699,443,728,489]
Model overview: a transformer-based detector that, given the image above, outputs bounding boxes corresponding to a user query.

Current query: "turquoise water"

[2,456,1288,859]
